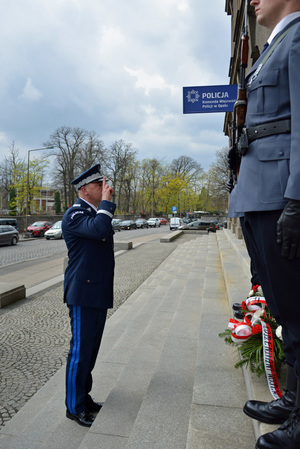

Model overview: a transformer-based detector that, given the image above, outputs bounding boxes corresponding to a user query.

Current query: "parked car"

[158,217,167,225]
[147,218,161,227]
[169,217,183,230]
[135,218,149,229]
[179,220,217,233]
[112,219,121,232]
[120,220,137,230]
[27,221,53,237]
[0,218,18,230]
[0,225,19,246]
[45,221,63,240]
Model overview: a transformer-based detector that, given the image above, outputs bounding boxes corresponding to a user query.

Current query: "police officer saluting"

[62,164,116,427]
[233,0,300,447]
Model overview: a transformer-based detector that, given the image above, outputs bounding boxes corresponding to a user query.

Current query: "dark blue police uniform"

[62,165,116,418]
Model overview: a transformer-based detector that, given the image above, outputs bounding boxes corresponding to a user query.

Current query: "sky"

[0,0,231,172]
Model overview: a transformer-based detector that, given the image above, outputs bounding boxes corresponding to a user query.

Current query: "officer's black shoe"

[256,407,300,449]
[86,398,104,413]
[244,390,296,424]
[66,410,95,427]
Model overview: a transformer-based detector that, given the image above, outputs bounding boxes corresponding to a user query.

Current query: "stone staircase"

[0,231,262,449]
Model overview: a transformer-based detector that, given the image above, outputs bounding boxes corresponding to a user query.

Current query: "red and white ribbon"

[240,296,267,312]
[228,310,264,343]
[260,320,282,400]
[228,297,282,400]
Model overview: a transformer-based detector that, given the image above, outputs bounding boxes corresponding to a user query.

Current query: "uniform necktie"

[262,42,269,53]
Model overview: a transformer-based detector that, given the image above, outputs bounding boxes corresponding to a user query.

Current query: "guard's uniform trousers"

[243,211,300,374]
[228,185,260,287]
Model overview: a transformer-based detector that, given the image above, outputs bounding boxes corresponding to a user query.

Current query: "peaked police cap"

[71,164,104,190]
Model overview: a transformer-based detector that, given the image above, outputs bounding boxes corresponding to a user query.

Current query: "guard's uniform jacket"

[235,17,300,213]
[62,198,116,309]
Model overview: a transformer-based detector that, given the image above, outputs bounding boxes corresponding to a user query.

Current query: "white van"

[169,217,183,230]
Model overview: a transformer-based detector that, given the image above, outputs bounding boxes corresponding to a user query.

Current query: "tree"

[0,142,23,211]
[139,158,165,216]
[103,140,137,212]
[8,187,17,215]
[170,155,203,185]
[156,174,187,215]
[207,147,229,213]
[10,157,50,215]
[76,132,105,172]
[54,191,62,214]
[122,160,141,214]
[44,126,105,209]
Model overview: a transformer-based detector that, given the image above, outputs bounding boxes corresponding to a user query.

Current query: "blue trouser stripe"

[67,305,81,414]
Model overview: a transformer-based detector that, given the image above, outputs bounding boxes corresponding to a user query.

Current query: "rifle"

[227,0,249,191]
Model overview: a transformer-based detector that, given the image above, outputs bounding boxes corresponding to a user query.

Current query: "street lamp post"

[25,146,54,234]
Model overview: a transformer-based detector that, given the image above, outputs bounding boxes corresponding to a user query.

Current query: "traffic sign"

[183,84,238,114]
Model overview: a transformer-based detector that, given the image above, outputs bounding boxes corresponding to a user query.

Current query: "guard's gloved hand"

[277,199,300,259]
[227,146,236,171]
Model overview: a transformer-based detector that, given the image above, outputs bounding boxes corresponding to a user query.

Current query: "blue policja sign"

[183,84,238,114]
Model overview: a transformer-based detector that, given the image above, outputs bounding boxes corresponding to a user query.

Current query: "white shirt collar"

[80,198,98,213]
[268,12,300,44]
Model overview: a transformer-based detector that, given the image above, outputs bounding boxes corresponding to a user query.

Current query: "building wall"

[224,0,270,139]
[224,0,271,237]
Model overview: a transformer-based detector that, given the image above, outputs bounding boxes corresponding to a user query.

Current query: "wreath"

[219,300,285,379]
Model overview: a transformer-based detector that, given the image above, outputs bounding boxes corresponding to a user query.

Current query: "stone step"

[185,235,255,449]
[122,240,207,449]
[120,235,255,449]
[78,237,207,449]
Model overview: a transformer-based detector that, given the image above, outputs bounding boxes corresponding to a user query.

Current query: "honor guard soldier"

[233,1,300,447]
[62,164,116,427]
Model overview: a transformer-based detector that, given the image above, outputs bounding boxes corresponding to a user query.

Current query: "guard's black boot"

[255,407,300,449]
[244,390,296,424]
[244,365,297,424]
[256,380,300,449]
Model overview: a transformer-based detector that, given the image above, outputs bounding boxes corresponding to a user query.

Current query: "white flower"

[276,326,283,341]
[253,309,265,320]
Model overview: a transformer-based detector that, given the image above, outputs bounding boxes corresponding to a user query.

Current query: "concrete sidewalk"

[0,230,280,449]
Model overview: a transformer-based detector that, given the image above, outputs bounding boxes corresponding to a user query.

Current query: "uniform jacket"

[228,184,243,218]
[62,198,116,309]
[235,17,300,213]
